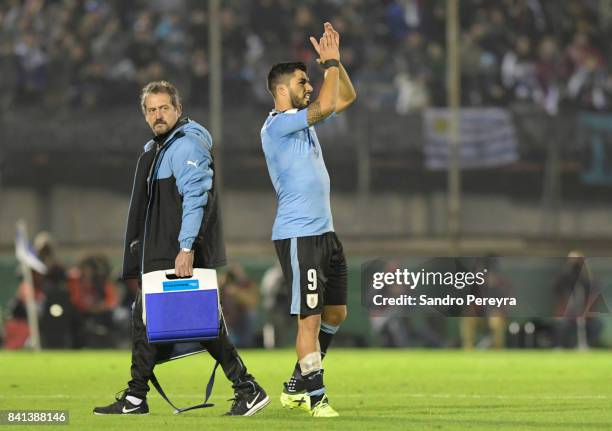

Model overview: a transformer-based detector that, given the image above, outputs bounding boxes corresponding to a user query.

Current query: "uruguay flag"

[424,108,519,170]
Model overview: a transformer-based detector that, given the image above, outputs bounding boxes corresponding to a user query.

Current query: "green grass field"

[2,349,612,430]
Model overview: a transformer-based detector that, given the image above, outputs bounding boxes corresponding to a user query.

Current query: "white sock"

[126,395,143,405]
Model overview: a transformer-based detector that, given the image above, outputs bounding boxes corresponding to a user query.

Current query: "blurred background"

[2,0,612,351]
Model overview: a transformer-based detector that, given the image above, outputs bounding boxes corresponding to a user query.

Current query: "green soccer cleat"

[310,395,339,418]
[280,390,311,412]
[280,390,339,418]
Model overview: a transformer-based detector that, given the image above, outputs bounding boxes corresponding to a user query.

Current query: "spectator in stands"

[534,35,566,115]
[33,232,65,279]
[502,35,538,104]
[552,251,603,348]
[67,255,118,314]
[219,262,259,348]
[260,262,291,348]
[67,255,119,347]
[33,233,79,348]
[460,255,512,350]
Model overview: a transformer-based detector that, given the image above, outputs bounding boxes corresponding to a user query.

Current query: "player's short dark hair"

[140,80,182,113]
[267,62,307,97]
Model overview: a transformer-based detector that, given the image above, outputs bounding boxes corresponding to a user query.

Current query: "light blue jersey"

[261,108,335,240]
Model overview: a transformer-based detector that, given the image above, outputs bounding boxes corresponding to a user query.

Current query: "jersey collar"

[270,108,298,116]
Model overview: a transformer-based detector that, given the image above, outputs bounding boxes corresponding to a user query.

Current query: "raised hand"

[324,22,340,47]
[310,22,340,63]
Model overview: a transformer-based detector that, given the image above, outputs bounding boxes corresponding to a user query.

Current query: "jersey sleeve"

[266,109,309,138]
[171,136,213,250]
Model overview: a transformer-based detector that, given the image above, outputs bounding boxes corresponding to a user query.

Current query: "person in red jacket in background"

[66,255,118,347]
[67,256,118,314]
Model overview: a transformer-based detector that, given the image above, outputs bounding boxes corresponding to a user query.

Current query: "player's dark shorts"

[274,231,348,316]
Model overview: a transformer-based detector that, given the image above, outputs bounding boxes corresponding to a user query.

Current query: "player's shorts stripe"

[290,237,301,314]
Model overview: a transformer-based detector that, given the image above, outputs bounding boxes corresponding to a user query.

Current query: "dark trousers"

[127,291,253,398]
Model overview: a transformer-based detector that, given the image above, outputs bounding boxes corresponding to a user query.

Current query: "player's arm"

[307,30,339,126]
[311,22,357,114]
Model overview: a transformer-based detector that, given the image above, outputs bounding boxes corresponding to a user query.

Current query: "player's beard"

[290,90,310,109]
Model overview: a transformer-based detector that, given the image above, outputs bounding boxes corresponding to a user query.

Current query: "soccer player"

[260,22,357,417]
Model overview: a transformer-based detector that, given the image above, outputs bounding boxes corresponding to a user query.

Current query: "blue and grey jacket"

[122,117,226,278]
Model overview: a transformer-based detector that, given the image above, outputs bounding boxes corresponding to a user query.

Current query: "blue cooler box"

[141,269,220,343]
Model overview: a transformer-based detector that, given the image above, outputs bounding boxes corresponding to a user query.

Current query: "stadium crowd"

[1,0,612,114]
